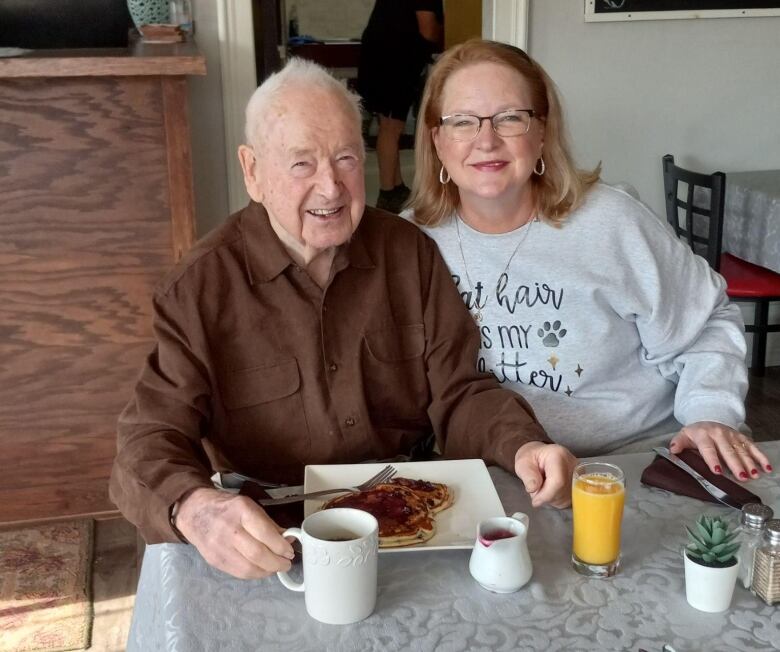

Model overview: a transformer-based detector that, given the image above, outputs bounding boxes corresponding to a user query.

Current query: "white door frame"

[483,0,529,50]
[218,0,530,213]
[217,0,257,213]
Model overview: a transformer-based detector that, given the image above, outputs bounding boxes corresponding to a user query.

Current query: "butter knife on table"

[212,471,304,498]
[652,447,747,510]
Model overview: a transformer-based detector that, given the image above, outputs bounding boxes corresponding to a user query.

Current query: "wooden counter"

[0,42,205,525]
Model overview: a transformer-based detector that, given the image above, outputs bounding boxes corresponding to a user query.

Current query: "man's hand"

[514,442,578,508]
[670,421,772,481]
[175,487,295,579]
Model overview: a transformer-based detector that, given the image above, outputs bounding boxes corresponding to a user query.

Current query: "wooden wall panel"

[0,76,175,523]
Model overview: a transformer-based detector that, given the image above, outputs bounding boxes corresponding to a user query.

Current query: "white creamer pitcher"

[468,512,533,593]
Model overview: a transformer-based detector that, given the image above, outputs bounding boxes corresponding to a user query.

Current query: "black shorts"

[358,51,426,120]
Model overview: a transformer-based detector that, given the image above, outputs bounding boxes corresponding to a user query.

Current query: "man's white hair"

[244,57,363,148]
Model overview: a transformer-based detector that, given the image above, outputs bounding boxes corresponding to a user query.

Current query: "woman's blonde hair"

[408,39,600,227]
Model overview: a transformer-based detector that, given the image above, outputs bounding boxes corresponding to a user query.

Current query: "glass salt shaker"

[736,502,773,589]
[751,519,780,605]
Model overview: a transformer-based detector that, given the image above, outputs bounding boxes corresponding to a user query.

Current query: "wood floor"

[89,518,140,652]
[7,366,780,650]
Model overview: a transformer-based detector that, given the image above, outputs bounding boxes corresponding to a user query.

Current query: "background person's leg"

[376,115,405,192]
[393,152,403,189]
[375,115,411,213]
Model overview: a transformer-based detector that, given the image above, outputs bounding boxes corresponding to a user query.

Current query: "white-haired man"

[110,59,575,579]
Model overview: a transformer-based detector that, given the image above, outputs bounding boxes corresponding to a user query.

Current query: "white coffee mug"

[277,508,379,625]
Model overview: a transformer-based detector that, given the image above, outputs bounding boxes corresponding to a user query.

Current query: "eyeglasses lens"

[442,110,531,141]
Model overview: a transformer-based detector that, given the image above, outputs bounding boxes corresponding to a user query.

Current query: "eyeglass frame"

[438,108,539,141]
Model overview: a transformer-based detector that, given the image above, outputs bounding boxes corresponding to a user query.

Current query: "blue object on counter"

[288,35,322,46]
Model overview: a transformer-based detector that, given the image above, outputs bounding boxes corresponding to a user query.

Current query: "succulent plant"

[685,515,740,568]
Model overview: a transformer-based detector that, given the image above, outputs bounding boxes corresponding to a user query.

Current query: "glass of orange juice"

[571,461,625,578]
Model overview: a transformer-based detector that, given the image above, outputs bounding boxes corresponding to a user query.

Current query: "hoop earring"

[439,165,450,184]
[534,157,545,176]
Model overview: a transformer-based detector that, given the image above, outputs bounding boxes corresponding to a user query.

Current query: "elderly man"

[110,59,575,580]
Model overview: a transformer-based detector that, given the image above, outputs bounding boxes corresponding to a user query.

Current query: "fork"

[254,464,397,506]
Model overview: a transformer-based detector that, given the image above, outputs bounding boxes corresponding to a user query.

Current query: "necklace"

[455,212,537,322]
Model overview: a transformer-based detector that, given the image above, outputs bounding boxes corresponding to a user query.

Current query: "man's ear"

[238,145,263,202]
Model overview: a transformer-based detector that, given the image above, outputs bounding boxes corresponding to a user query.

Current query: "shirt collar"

[239,201,375,285]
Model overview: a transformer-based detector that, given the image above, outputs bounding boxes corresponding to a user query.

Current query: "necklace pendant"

[472,309,483,323]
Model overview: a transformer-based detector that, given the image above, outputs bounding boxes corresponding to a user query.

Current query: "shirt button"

[329,363,338,372]
[345,416,356,427]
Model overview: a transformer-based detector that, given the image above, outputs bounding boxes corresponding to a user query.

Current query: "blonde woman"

[406,39,770,483]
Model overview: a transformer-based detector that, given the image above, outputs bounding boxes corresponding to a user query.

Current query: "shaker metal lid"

[741,502,774,528]
[762,519,780,544]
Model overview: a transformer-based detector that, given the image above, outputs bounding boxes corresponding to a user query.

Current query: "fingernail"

[714,465,722,474]
[751,468,759,476]
[739,471,748,480]
[766,464,773,472]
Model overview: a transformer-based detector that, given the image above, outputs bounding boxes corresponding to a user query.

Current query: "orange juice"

[572,472,625,565]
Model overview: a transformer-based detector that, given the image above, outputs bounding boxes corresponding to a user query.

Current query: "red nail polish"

[739,471,748,480]
[751,468,758,476]
[714,465,722,474]
[767,465,773,472]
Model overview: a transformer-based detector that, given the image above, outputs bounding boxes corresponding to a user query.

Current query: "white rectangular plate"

[303,459,505,552]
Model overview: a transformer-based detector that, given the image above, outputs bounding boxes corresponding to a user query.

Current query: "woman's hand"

[669,422,772,481]
[514,441,578,508]
[175,488,295,579]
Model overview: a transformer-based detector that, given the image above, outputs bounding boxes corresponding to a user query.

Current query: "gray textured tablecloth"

[724,170,780,274]
[128,443,780,652]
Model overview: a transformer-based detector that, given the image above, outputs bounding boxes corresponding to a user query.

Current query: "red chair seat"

[721,253,780,298]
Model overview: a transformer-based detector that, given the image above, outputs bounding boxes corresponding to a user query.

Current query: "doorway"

[223,1,528,214]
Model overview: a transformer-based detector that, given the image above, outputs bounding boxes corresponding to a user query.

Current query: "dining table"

[723,170,780,274]
[127,441,780,652]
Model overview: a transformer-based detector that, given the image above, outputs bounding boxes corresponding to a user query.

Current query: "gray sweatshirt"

[407,183,748,456]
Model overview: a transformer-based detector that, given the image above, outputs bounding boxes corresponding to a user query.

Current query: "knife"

[212,472,304,499]
[652,447,744,510]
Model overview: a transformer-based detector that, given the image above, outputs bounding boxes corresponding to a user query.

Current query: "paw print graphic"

[538,320,567,347]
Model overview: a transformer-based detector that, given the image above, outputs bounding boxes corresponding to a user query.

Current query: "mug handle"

[276,528,304,592]
[510,512,529,529]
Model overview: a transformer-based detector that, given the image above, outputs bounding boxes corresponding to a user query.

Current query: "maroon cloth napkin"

[640,449,761,508]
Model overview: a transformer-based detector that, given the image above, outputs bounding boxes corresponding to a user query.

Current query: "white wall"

[527,1,780,215]
[526,1,780,365]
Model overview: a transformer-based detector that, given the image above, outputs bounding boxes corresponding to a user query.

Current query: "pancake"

[322,483,436,548]
[388,477,453,514]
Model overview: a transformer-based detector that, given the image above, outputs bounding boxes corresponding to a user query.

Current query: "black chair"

[662,154,780,376]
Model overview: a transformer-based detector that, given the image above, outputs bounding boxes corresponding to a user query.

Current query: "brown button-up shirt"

[109,203,549,542]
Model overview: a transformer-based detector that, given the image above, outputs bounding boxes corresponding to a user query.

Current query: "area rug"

[0,519,94,652]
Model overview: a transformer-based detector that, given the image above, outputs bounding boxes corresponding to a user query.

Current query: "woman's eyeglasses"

[439,109,537,141]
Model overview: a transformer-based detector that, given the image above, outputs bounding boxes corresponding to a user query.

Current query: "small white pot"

[683,552,739,613]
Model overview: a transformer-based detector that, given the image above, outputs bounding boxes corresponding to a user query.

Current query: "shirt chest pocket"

[222,359,300,410]
[219,359,310,465]
[362,324,430,423]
